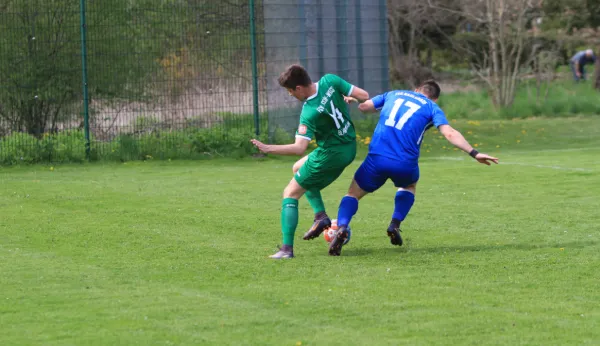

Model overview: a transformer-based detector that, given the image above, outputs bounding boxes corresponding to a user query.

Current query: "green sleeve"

[295,107,316,140]
[324,74,354,96]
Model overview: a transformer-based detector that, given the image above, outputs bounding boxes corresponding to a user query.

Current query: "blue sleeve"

[371,93,387,110]
[432,104,449,127]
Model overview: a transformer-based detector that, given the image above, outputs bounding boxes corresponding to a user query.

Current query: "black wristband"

[469,149,479,158]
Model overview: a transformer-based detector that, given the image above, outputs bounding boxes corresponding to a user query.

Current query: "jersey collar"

[305,83,319,101]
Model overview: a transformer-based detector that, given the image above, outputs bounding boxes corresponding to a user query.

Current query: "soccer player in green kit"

[251,64,369,259]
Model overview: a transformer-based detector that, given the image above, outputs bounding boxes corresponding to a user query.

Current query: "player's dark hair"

[418,80,441,100]
[278,64,312,89]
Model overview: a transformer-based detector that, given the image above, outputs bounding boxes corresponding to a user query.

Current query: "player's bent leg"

[292,155,309,174]
[387,183,417,247]
[337,155,385,229]
[303,188,332,241]
[294,155,329,220]
[270,178,307,259]
[303,198,332,240]
[297,160,342,242]
[283,177,306,200]
[347,178,371,200]
[305,189,326,218]
[337,179,369,228]
[403,183,416,195]
[330,165,383,256]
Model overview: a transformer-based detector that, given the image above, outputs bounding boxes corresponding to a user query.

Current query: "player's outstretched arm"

[439,125,499,165]
[349,86,369,103]
[250,136,309,156]
[343,97,377,113]
[358,100,377,113]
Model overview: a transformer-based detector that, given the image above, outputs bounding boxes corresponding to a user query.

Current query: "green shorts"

[294,144,357,191]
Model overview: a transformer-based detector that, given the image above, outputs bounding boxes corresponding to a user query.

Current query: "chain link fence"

[0,0,388,164]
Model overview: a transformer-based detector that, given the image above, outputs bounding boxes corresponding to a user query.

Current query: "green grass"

[1,117,600,345]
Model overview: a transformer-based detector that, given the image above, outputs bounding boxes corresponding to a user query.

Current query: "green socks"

[281,198,299,246]
[305,189,325,214]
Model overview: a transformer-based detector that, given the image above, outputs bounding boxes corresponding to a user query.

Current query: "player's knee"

[293,156,308,174]
[292,163,301,174]
[283,181,305,200]
[347,180,368,200]
[399,183,417,194]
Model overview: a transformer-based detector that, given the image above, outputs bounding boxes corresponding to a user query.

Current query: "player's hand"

[344,96,358,104]
[474,153,499,165]
[250,139,271,153]
[576,72,582,78]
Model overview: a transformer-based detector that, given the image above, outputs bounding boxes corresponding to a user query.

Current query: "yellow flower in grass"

[467,131,473,135]
[474,143,479,147]
[517,140,521,143]
[364,137,371,145]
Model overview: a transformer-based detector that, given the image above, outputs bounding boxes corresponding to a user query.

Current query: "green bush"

[0,122,293,165]
[101,124,290,163]
[0,130,88,164]
[0,132,41,164]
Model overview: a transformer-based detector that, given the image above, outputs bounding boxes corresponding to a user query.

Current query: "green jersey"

[295,74,356,149]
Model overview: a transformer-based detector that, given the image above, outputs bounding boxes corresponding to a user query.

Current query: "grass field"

[1,117,600,345]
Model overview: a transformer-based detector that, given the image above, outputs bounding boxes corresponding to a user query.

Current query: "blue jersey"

[369,90,449,162]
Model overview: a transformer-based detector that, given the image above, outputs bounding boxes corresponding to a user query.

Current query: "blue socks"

[337,190,414,229]
[337,196,359,227]
[392,190,415,222]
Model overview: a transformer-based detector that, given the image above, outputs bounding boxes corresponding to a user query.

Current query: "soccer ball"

[323,219,351,245]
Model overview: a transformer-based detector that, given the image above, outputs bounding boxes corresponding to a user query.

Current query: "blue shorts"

[354,154,419,193]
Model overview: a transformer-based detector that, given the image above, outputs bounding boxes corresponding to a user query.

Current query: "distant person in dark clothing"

[570,49,596,82]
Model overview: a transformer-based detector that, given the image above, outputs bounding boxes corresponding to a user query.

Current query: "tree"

[0,0,174,137]
[0,0,81,137]
[430,0,542,107]
[387,0,462,87]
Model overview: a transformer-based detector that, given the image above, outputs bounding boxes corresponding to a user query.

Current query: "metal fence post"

[79,0,91,160]
[250,0,260,136]
[336,0,348,79]
[355,0,364,88]
[379,0,389,91]
[298,1,307,69]
[317,1,324,77]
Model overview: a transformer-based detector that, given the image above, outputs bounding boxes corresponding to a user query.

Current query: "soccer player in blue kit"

[327,80,498,256]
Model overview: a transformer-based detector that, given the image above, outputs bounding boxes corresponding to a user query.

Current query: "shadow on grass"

[340,239,598,257]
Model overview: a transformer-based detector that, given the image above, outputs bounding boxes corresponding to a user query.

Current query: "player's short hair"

[418,80,441,100]
[278,64,312,89]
